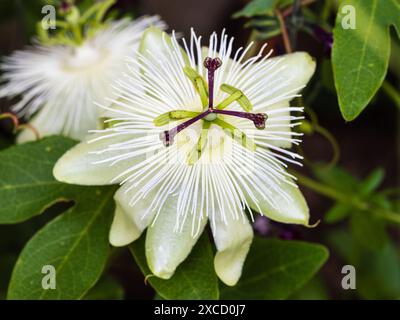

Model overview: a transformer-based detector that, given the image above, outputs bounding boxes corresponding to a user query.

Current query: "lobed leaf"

[130,232,219,300]
[0,136,117,299]
[220,238,329,299]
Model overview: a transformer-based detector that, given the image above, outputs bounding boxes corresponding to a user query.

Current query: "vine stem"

[312,124,340,168]
[0,112,40,140]
[282,0,317,17]
[381,80,400,110]
[275,8,292,53]
[292,170,400,225]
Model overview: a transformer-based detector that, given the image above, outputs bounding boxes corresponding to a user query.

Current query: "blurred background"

[0,0,399,300]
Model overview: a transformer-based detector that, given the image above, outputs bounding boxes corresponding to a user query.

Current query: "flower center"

[154,57,268,162]
[62,44,108,71]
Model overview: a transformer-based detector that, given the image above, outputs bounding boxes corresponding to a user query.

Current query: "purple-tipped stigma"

[213,109,268,129]
[160,130,174,147]
[204,57,222,109]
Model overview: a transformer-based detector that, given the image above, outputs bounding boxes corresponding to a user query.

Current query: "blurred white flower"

[54,27,316,286]
[0,14,165,142]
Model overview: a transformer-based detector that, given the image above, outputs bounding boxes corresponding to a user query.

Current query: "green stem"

[320,0,333,21]
[292,170,400,224]
[293,170,364,207]
[381,80,400,110]
[313,124,340,168]
[375,209,400,224]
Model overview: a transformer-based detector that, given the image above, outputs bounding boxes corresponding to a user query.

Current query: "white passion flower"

[0,14,165,142]
[54,27,316,286]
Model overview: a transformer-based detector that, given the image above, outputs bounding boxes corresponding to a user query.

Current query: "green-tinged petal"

[109,201,142,247]
[146,197,207,279]
[249,52,316,149]
[53,132,141,185]
[139,27,190,65]
[109,183,159,247]
[211,214,253,286]
[266,52,316,103]
[247,177,310,225]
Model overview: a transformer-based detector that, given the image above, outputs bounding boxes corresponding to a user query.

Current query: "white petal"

[139,26,166,55]
[261,52,315,147]
[226,51,315,148]
[145,196,207,279]
[211,214,253,286]
[17,102,97,144]
[139,26,189,64]
[261,52,316,109]
[53,131,143,185]
[109,182,158,247]
[109,200,142,247]
[247,177,309,225]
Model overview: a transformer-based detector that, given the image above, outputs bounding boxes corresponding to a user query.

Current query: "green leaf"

[324,203,352,224]
[326,229,361,264]
[357,243,400,299]
[327,229,400,299]
[290,275,329,300]
[0,134,12,150]
[130,232,219,300]
[332,0,400,120]
[1,136,117,299]
[233,0,279,18]
[350,211,388,251]
[220,238,329,299]
[7,185,115,299]
[359,168,384,196]
[314,166,387,224]
[313,165,359,192]
[0,137,77,224]
[84,276,125,300]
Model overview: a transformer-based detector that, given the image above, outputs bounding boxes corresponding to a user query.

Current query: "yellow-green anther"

[217,84,253,112]
[183,67,209,108]
[213,118,256,151]
[153,112,171,126]
[215,90,243,110]
[153,110,201,126]
[187,121,211,165]
[169,110,200,119]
